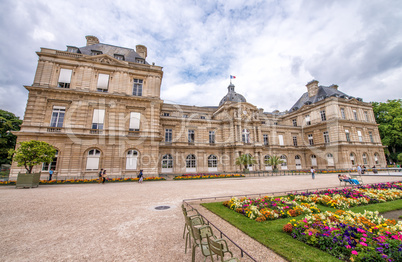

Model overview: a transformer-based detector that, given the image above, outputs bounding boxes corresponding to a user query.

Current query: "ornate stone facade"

[11,36,386,177]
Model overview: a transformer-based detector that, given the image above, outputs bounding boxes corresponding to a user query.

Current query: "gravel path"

[0,173,401,262]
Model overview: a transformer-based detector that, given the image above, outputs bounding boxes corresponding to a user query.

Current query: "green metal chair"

[182,205,207,254]
[207,236,239,262]
[190,224,232,262]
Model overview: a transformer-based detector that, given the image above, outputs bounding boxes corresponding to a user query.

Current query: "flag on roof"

[230,75,236,79]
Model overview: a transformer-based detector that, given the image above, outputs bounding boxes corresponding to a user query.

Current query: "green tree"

[9,140,56,174]
[398,153,402,164]
[265,155,284,171]
[0,109,22,165]
[235,154,257,172]
[372,99,402,162]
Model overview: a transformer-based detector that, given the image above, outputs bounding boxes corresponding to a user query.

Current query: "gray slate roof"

[219,83,246,106]
[76,43,149,64]
[289,85,352,112]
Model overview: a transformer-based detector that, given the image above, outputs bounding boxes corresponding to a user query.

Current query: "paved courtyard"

[1,173,401,262]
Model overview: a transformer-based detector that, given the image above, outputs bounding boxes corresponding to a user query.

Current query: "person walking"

[138,170,144,183]
[48,168,54,181]
[98,168,103,184]
[357,164,362,175]
[310,166,315,180]
[102,169,107,184]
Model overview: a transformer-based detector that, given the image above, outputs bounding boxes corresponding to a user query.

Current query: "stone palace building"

[10,36,386,177]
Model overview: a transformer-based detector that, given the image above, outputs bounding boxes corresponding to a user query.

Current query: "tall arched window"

[327,153,334,166]
[311,155,317,166]
[295,155,302,169]
[161,154,173,172]
[350,153,356,166]
[242,129,250,143]
[208,155,218,172]
[86,149,101,170]
[374,153,379,165]
[126,150,139,170]
[280,155,287,170]
[362,153,368,165]
[264,155,272,170]
[186,154,196,172]
[42,150,59,171]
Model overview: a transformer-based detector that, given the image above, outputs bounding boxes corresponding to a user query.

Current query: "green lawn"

[202,199,402,262]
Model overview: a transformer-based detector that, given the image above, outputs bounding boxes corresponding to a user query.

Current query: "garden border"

[182,181,402,262]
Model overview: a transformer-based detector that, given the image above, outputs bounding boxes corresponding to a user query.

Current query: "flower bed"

[284,210,402,261]
[288,182,402,209]
[173,173,244,180]
[0,176,165,185]
[223,196,320,222]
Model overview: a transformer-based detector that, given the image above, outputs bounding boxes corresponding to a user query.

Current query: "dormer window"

[114,54,124,61]
[91,50,102,56]
[67,46,78,53]
[135,58,145,64]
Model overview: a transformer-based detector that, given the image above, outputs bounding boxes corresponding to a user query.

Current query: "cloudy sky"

[1,0,401,118]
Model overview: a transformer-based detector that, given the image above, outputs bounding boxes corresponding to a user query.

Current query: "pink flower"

[362,234,367,237]
[346,245,351,249]
[352,250,358,255]
[308,231,313,236]
[360,242,367,247]
[360,237,366,242]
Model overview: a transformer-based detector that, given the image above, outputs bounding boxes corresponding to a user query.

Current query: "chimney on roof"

[85,35,99,46]
[136,45,147,59]
[306,79,319,97]
[330,84,338,90]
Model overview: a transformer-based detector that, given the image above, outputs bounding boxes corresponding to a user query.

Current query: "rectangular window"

[50,106,65,128]
[364,111,369,122]
[58,69,72,88]
[323,131,330,144]
[293,136,298,146]
[209,131,215,144]
[353,110,358,120]
[165,129,172,143]
[357,130,363,142]
[92,109,105,130]
[340,108,345,119]
[308,134,314,145]
[345,129,350,142]
[278,135,284,146]
[183,114,188,118]
[369,131,374,143]
[163,112,170,116]
[263,134,269,146]
[129,112,141,131]
[292,119,297,126]
[97,73,109,92]
[114,54,124,60]
[200,116,206,119]
[188,130,195,143]
[91,50,102,56]
[320,110,326,121]
[133,79,143,96]
[305,115,311,126]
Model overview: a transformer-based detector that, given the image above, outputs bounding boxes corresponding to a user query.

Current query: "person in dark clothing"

[102,170,107,184]
[98,168,103,184]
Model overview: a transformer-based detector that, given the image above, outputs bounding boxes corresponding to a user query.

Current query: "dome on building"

[218,83,246,106]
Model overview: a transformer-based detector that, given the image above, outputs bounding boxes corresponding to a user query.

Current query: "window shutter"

[97,74,109,89]
[93,109,105,124]
[59,69,72,83]
[278,135,284,145]
[129,112,141,130]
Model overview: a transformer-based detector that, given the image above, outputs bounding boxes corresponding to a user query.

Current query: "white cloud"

[0,0,401,118]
